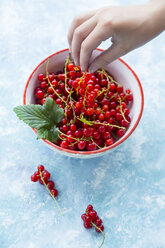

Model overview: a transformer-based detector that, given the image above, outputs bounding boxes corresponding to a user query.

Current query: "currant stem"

[83,87,88,108]
[90,121,125,130]
[78,116,125,130]
[92,140,102,150]
[45,60,67,104]
[91,222,105,248]
[39,170,64,216]
[58,127,104,147]
[57,129,80,141]
[76,73,85,94]
[97,69,122,86]
[46,60,50,78]
[48,78,66,104]
[101,68,111,96]
[118,96,129,123]
[64,56,72,94]
[96,88,107,98]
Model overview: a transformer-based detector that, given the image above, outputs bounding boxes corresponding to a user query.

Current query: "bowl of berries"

[14,48,144,158]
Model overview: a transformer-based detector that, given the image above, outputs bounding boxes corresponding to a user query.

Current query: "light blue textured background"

[0,0,165,248]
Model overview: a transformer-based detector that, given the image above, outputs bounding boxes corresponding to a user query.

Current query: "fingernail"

[74,60,78,67]
[81,66,87,72]
[68,45,71,53]
[88,66,96,73]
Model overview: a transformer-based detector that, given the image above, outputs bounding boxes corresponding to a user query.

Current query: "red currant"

[67,63,75,71]
[86,107,94,116]
[117,129,125,137]
[88,210,97,221]
[38,73,45,81]
[77,140,86,150]
[95,224,104,233]
[36,90,44,99]
[84,222,92,229]
[42,170,51,181]
[87,205,93,212]
[31,174,38,182]
[40,81,47,89]
[60,140,69,149]
[106,138,114,146]
[38,165,45,172]
[95,218,102,226]
[50,188,58,197]
[47,180,55,190]
[70,124,77,131]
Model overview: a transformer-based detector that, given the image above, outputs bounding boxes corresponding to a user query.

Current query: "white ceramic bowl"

[24,48,144,158]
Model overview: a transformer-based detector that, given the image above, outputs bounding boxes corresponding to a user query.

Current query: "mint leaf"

[13,98,64,142]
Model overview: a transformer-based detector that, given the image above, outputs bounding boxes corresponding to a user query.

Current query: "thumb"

[88,44,123,73]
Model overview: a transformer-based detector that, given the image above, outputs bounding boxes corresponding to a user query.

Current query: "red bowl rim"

[23,48,144,155]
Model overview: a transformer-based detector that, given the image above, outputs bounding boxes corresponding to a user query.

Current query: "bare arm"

[68,0,165,72]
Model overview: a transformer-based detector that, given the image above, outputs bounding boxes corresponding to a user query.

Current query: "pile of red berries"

[31,165,58,197]
[81,205,104,232]
[35,56,133,151]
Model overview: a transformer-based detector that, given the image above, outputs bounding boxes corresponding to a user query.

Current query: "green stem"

[83,86,88,108]
[90,121,125,130]
[57,129,80,141]
[91,222,105,248]
[96,88,107,98]
[101,68,111,97]
[97,69,122,86]
[48,78,66,104]
[58,128,102,148]
[39,170,64,216]
[118,96,129,123]
[46,61,67,104]
[78,116,125,130]
[46,60,50,77]
[92,139,102,150]
[64,56,72,94]
[76,73,85,94]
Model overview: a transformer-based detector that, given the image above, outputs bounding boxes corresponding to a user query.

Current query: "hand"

[68,0,165,72]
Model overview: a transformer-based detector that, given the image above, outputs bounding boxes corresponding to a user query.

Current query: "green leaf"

[13,98,64,142]
[37,126,59,143]
[13,104,50,129]
[43,97,64,124]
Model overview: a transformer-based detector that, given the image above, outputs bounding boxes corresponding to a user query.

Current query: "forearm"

[149,0,165,4]
[148,0,165,32]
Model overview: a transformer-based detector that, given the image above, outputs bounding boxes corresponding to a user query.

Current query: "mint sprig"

[13,98,64,142]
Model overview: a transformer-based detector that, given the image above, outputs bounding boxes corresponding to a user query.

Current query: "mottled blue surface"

[0,0,165,248]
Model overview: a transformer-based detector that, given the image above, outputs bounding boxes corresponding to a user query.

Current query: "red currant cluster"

[31,165,58,197]
[35,57,133,151]
[81,205,105,247]
[81,205,104,232]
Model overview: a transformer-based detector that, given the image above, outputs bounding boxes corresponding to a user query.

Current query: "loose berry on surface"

[31,174,38,182]
[81,205,105,247]
[37,165,45,172]
[31,165,63,215]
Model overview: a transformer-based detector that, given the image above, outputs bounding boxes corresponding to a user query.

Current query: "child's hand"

[68,0,165,72]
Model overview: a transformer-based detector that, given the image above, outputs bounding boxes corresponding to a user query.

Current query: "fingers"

[79,25,113,71]
[88,44,124,73]
[67,9,97,49]
[71,17,97,66]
